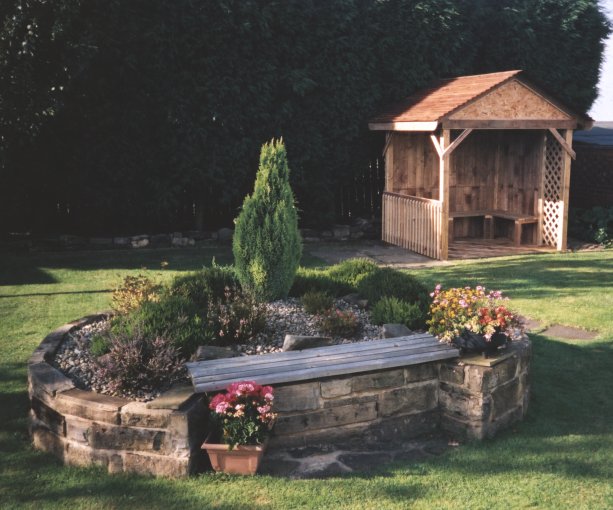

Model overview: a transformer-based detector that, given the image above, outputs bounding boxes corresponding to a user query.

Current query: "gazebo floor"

[449,238,556,260]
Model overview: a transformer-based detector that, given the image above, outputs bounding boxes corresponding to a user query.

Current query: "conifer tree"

[233,139,302,301]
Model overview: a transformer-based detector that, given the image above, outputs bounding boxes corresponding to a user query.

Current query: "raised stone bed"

[30,315,531,477]
[28,314,208,477]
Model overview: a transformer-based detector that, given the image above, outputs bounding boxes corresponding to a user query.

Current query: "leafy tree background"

[0,0,609,235]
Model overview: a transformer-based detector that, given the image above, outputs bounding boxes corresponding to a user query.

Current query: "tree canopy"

[1,0,609,234]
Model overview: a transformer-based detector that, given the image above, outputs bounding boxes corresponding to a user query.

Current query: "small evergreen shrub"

[94,329,185,394]
[371,297,423,330]
[112,295,211,356]
[569,206,613,247]
[301,290,334,315]
[89,334,111,357]
[111,275,161,315]
[357,267,430,312]
[327,258,379,287]
[318,309,359,337]
[290,267,352,297]
[170,265,239,309]
[233,139,302,301]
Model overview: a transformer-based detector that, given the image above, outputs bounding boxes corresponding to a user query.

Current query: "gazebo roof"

[369,70,592,132]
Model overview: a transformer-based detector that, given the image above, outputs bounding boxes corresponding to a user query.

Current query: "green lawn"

[1,247,612,509]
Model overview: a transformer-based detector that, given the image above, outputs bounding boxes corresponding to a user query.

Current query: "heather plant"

[111,275,161,315]
[88,334,111,358]
[94,329,185,394]
[233,139,302,301]
[301,290,334,315]
[318,308,360,337]
[371,297,423,330]
[207,286,267,345]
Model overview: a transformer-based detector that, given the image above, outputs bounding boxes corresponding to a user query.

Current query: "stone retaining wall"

[30,316,530,477]
[28,315,208,478]
[269,338,530,448]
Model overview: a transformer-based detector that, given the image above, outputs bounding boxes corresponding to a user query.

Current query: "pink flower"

[435,284,441,291]
[215,401,231,414]
[257,405,271,414]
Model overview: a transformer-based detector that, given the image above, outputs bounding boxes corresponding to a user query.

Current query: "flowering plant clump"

[427,284,519,343]
[208,381,276,449]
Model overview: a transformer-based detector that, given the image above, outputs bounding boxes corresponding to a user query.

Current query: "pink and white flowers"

[208,381,276,449]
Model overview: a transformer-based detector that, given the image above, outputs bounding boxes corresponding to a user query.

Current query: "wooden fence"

[382,192,442,258]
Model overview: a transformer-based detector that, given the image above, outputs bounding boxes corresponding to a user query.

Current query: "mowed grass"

[0,247,612,509]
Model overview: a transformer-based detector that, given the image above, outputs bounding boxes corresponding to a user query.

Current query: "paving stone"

[337,452,393,471]
[302,461,349,479]
[259,457,302,476]
[542,324,597,341]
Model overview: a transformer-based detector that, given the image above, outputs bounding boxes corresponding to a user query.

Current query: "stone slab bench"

[186,333,460,393]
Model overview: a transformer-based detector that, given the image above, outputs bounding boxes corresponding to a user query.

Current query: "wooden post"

[536,131,547,246]
[558,130,573,251]
[439,129,451,260]
[384,133,394,192]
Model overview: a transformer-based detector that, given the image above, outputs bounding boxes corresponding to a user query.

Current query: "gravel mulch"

[53,298,384,401]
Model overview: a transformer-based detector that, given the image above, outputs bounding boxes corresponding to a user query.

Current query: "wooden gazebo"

[369,70,593,260]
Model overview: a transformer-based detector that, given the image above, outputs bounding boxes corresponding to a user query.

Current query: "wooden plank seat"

[449,210,538,246]
[187,333,459,393]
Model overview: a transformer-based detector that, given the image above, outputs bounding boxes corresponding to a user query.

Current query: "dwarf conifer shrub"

[301,290,334,315]
[233,139,302,301]
[170,265,238,309]
[371,297,423,330]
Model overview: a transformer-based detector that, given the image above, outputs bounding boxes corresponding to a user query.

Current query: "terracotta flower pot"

[202,436,267,475]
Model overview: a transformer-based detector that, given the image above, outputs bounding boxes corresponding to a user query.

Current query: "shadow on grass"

[0,289,113,299]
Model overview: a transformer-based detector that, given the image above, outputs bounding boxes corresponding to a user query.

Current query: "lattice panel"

[542,133,563,247]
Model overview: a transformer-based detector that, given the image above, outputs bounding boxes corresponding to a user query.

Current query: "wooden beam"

[439,129,451,260]
[430,134,443,158]
[548,128,576,160]
[443,119,577,130]
[384,132,394,192]
[369,121,438,132]
[383,132,392,157]
[559,130,573,251]
[441,129,473,159]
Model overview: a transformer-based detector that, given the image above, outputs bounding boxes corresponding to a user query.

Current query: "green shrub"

[569,206,613,247]
[301,290,334,315]
[170,265,238,309]
[318,309,360,337]
[111,275,161,315]
[89,334,111,357]
[326,258,379,288]
[290,267,351,297]
[357,267,430,311]
[233,139,302,301]
[94,329,185,394]
[112,295,212,356]
[371,297,424,330]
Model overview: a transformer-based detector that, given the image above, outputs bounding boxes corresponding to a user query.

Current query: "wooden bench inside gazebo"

[369,70,593,260]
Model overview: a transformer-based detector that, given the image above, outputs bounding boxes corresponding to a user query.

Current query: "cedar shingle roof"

[370,70,523,123]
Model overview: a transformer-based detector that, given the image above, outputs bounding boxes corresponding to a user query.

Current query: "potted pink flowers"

[203,381,276,475]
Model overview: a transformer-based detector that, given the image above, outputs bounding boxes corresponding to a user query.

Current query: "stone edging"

[28,314,207,477]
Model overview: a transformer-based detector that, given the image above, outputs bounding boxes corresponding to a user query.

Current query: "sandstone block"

[120,401,173,428]
[194,345,241,361]
[28,362,75,398]
[322,394,378,409]
[405,363,439,383]
[147,383,194,410]
[320,378,352,399]
[64,415,93,444]
[89,422,165,452]
[439,363,465,385]
[378,381,438,417]
[55,388,126,424]
[274,382,321,412]
[31,397,65,436]
[364,410,439,443]
[441,414,485,440]
[131,235,149,248]
[351,369,404,392]
[30,418,65,458]
[491,379,521,419]
[275,401,377,435]
[439,384,491,421]
[63,440,110,468]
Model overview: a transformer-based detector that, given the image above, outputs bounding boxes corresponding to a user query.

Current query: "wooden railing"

[382,191,442,259]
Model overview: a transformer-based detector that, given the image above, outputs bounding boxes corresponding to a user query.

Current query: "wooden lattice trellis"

[542,133,564,247]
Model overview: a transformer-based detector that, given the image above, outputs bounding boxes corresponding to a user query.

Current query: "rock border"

[28,314,208,478]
